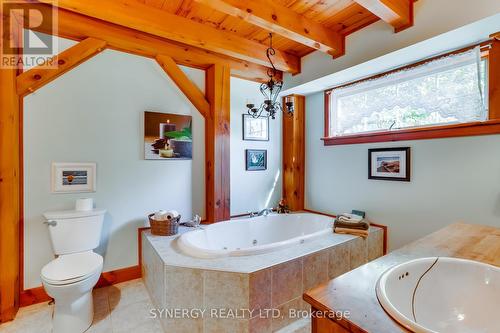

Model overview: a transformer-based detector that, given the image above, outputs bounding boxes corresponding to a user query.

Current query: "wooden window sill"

[322,120,500,146]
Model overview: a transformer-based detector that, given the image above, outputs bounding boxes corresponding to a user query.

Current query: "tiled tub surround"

[142,226,384,333]
[142,223,383,333]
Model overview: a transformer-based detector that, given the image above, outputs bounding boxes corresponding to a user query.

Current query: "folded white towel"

[337,213,363,223]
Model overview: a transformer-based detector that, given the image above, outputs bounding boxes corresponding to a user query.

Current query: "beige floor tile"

[110,299,156,332]
[0,302,53,333]
[108,278,150,311]
[0,280,159,333]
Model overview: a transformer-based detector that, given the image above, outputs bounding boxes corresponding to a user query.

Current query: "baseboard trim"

[19,265,142,307]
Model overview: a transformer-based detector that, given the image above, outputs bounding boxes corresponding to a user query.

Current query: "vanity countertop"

[303,223,500,333]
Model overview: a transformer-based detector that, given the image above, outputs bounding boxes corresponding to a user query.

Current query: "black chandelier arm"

[245,32,294,120]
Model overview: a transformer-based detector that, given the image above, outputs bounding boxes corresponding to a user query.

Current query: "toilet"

[41,207,106,333]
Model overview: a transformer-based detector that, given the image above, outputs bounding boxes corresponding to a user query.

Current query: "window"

[323,43,500,146]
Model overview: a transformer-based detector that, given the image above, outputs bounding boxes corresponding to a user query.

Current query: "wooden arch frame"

[0,6,231,321]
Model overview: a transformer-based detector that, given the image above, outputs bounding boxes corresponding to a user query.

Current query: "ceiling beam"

[20,4,280,83]
[156,55,210,117]
[17,38,107,96]
[194,0,344,57]
[354,0,414,32]
[36,0,300,73]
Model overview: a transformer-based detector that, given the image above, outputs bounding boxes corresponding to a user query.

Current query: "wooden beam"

[491,32,500,41]
[354,0,413,32]
[37,0,300,73]
[205,64,231,223]
[16,37,106,96]
[194,0,344,57]
[282,95,305,211]
[20,4,279,83]
[156,55,210,117]
[490,40,500,120]
[0,11,21,323]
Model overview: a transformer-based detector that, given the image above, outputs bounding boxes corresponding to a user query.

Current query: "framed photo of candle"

[144,111,193,160]
[246,149,267,171]
[51,162,96,193]
[242,114,269,141]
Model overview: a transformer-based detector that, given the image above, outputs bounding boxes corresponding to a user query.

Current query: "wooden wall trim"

[322,120,500,146]
[17,37,107,96]
[490,40,500,120]
[205,64,231,223]
[156,55,210,117]
[282,95,305,211]
[0,11,22,322]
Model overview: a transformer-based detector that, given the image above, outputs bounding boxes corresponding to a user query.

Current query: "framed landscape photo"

[246,149,267,171]
[242,114,269,141]
[368,147,410,181]
[51,162,96,193]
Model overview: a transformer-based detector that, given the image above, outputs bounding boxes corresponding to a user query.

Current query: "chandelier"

[246,33,294,119]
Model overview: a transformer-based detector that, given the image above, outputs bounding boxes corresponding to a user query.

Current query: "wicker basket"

[148,213,181,236]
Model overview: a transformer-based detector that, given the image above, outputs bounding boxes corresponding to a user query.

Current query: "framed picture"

[242,114,269,141]
[246,149,267,171]
[51,162,96,193]
[144,111,193,160]
[368,147,410,182]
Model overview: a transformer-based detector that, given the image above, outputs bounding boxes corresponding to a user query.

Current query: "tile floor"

[0,278,311,333]
[0,279,162,333]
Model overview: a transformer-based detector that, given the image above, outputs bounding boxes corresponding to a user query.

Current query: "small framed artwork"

[51,162,96,193]
[368,147,410,182]
[242,114,269,141]
[246,149,267,171]
[144,111,193,160]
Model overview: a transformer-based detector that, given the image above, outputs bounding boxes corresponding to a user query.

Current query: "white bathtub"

[177,213,334,258]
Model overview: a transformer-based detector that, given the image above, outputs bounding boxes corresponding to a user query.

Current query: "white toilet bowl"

[41,251,103,333]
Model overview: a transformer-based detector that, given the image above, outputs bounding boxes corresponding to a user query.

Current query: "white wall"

[23,42,207,288]
[283,0,500,93]
[305,93,500,251]
[230,78,282,215]
[23,38,284,289]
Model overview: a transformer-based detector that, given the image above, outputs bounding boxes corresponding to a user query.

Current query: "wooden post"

[205,64,231,223]
[489,40,500,120]
[282,95,305,211]
[0,11,22,322]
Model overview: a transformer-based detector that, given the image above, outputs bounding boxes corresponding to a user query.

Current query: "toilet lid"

[41,252,103,285]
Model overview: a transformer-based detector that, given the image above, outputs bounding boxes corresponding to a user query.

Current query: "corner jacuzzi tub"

[177,213,333,258]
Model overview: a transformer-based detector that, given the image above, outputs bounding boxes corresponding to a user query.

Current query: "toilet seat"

[41,252,103,286]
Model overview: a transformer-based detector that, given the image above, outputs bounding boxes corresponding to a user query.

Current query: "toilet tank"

[43,209,106,255]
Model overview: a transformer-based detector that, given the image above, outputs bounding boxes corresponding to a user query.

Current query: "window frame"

[322,41,500,146]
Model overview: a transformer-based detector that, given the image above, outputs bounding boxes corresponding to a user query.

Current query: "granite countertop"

[303,223,500,333]
[144,225,382,273]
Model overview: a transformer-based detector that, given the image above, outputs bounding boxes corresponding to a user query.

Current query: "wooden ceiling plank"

[156,55,210,117]
[21,4,279,83]
[353,0,413,32]
[36,0,300,73]
[17,37,107,96]
[194,0,344,56]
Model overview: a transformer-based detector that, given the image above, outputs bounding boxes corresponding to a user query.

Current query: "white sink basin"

[376,257,500,333]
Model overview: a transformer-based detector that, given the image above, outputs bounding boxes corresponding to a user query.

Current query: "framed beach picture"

[368,147,410,181]
[246,149,267,171]
[51,162,96,193]
[144,111,193,160]
[242,114,269,141]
